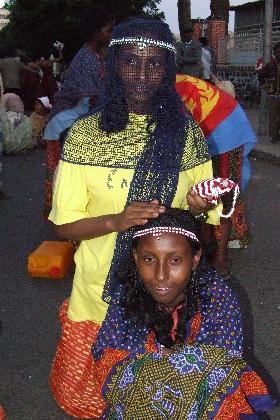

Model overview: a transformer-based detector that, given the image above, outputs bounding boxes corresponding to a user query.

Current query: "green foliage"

[3,1,15,12]
[0,0,164,59]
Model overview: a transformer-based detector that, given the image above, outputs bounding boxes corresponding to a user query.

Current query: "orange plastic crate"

[28,241,74,279]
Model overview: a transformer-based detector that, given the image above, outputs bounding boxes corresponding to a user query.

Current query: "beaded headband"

[133,227,200,242]
[109,36,176,52]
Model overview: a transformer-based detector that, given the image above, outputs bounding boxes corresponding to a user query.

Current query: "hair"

[273,42,280,52]
[100,17,188,133]
[117,209,210,348]
[80,6,114,42]
[182,27,193,34]
[199,36,208,47]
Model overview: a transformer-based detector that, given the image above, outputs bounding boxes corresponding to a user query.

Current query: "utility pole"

[177,0,192,40]
[259,0,274,135]
[263,0,274,64]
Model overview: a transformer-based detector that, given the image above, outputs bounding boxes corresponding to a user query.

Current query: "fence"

[227,25,280,66]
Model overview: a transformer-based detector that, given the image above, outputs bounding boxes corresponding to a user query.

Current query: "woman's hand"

[110,200,166,232]
[186,189,215,216]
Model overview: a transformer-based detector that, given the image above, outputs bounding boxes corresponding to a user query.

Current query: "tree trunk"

[210,0,229,21]
[177,0,191,40]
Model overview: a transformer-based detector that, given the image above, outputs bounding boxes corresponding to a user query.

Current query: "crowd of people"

[0,7,277,420]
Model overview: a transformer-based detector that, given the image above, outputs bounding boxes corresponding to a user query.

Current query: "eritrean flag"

[176,74,256,191]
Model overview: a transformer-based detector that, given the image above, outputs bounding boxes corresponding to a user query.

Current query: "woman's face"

[133,233,201,308]
[96,21,115,48]
[34,101,44,114]
[117,44,166,105]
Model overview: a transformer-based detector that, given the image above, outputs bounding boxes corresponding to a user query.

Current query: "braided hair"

[118,209,210,348]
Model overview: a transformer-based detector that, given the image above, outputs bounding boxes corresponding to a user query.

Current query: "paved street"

[0,148,279,419]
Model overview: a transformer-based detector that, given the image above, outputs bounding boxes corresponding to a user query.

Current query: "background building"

[229,0,280,65]
[0,8,10,31]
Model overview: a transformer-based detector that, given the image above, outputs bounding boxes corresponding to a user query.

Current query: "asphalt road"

[0,149,279,419]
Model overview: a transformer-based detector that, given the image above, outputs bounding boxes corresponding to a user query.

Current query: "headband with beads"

[133,227,200,243]
[109,36,176,52]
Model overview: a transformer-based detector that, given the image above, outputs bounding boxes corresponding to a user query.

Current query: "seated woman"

[0,93,34,154]
[93,209,275,419]
[29,96,52,147]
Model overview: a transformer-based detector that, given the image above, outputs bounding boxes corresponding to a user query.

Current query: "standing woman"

[48,18,220,418]
[43,7,114,218]
[176,75,256,278]
[49,7,114,117]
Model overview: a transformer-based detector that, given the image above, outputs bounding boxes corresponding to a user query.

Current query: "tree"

[0,0,164,59]
[177,0,191,40]
[3,1,15,11]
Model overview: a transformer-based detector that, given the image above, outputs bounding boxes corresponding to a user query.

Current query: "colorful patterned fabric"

[102,345,275,419]
[44,140,60,218]
[50,271,274,418]
[92,268,243,361]
[212,146,249,248]
[49,300,105,418]
[0,405,5,420]
[175,74,256,191]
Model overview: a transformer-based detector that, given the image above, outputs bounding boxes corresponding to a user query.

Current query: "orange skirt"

[0,405,5,420]
[49,300,129,418]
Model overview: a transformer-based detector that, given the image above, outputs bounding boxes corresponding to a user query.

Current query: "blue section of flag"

[206,104,256,191]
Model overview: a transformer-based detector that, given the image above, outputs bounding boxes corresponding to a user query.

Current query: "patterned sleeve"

[195,274,243,354]
[66,48,102,97]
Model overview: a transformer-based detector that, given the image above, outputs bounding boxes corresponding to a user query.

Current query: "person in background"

[199,37,212,82]
[258,42,280,143]
[30,96,52,147]
[42,6,114,218]
[36,59,59,105]
[0,52,39,98]
[176,75,256,279]
[176,27,202,77]
[50,7,114,117]
[199,36,217,80]
[21,56,41,112]
[49,42,64,79]
[0,93,34,154]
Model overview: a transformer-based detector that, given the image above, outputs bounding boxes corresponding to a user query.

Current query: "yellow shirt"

[49,113,220,323]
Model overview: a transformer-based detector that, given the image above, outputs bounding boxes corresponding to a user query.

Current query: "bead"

[133,227,200,243]
[109,36,176,53]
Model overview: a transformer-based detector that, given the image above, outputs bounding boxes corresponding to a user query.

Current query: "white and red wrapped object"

[191,178,240,218]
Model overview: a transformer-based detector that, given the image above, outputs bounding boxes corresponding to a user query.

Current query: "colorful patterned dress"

[97,272,274,419]
[48,112,220,417]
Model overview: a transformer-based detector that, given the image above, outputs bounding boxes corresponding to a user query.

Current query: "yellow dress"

[49,112,219,324]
